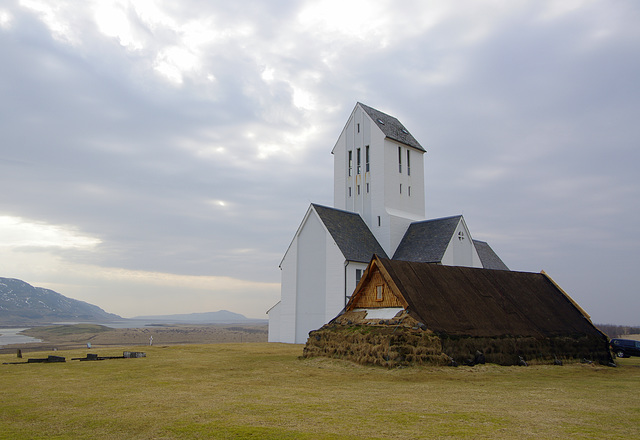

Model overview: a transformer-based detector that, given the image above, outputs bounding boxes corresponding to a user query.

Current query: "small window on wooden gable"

[376,285,384,301]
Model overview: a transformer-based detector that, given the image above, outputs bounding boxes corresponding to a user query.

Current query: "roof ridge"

[356,102,425,152]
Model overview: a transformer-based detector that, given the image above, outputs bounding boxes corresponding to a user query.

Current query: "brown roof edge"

[374,256,410,309]
[540,270,591,321]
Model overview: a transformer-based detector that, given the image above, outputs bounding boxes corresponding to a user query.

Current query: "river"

[0,328,42,347]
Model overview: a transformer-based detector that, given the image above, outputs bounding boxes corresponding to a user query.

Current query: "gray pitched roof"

[312,204,389,262]
[392,215,461,263]
[473,240,509,271]
[358,103,425,152]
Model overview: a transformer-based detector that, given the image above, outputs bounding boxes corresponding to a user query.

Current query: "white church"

[267,102,508,344]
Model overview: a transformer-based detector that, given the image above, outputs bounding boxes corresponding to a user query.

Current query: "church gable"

[440,216,482,268]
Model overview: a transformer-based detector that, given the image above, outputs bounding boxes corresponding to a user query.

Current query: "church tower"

[332,103,426,256]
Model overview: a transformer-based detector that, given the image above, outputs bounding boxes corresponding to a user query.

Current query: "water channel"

[0,328,42,347]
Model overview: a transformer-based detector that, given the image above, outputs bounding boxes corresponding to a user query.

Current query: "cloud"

[1,0,639,324]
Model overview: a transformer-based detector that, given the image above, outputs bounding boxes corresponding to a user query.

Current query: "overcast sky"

[1,0,638,324]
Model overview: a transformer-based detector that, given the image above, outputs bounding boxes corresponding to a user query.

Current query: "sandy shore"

[0,323,268,354]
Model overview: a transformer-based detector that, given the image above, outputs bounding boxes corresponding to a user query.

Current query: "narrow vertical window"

[400,183,402,194]
[356,269,362,285]
[357,123,360,133]
[348,187,352,197]
[365,145,370,172]
[366,182,369,193]
[407,150,411,176]
[398,146,402,173]
[378,216,381,227]
[348,150,353,177]
[376,285,384,301]
[408,186,411,197]
[357,184,360,195]
[356,148,361,174]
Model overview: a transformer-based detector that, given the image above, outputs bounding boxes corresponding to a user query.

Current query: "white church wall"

[387,211,418,257]
[382,139,425,219]
[345,261,369,305]
[324,239,347,325]
[266,301,281,342]
[333,127,347,211]
[376,139,426,255]
[294,212,328,343]
[274,233,299,343]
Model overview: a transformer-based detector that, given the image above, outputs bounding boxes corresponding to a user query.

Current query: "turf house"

[303,255,612,366]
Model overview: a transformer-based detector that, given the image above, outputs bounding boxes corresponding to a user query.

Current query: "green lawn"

[2,343,639,439]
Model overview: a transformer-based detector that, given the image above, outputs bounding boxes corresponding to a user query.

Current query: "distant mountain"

[0,277,122,326]
[132,310,263,324]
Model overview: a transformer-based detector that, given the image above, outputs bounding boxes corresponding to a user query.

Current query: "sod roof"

[374,257,602,338]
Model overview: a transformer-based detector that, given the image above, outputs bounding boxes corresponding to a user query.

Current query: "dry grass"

[1,343,639,439]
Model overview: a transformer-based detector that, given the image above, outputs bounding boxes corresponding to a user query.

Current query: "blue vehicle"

[610,338,640,358]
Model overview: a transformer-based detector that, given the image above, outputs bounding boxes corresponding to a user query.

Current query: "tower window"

[356,148,361,174]
[348,150,353,177]
[398,146,402,173]
[365,145,370,172]
[407,150,411,176]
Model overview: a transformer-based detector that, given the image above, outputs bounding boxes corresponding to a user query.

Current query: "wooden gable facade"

[347,257,407,310]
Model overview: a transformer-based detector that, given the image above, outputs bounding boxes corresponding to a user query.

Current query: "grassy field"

[2,343,639,439]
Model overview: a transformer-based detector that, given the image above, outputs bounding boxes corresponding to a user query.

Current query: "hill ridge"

[0,277,121,325]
